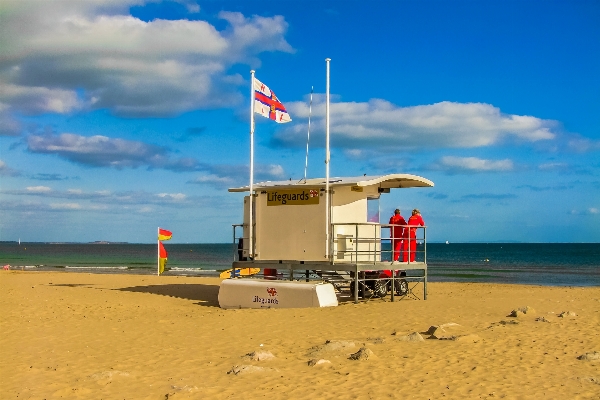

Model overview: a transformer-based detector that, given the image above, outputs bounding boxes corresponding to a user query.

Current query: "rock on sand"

[577,351,600,361]
[227,365,277,375]
[307,359,332,367]
[244,350,275,361]
[509,306,536,317]
[441,334,481,343]
[396,332,425,342]
[308,340,355,356]
[558,311,577,318]
[349,347,375,361]
[426,323,471,340]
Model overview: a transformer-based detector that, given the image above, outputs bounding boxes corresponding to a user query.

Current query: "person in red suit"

[403,209,425,262]
[389,209,406,264]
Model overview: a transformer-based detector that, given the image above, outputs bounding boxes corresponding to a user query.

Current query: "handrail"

[232,224,245,261]
[331,222,427,265]
[231,222,427,265]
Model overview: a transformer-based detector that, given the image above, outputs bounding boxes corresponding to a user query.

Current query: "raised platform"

[231,260,428,302]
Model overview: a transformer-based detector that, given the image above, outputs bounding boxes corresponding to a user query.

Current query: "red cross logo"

[255,89,288,121]
[309,190,318,197]
[267,287,277,297]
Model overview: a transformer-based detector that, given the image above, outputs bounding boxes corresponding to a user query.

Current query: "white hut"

[218,173,434,308]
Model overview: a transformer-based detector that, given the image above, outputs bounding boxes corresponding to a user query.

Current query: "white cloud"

[538,162,568,171]
[26,186,52,193]
[190,174,235,185]
[570,208,599,216]
[156,193,187,201]
[25,133,288,185]
[259,164,285,179]
[0,84,81,114]
[275,99,557,150]
[431,156,514,173]
[0,160,21,176]
[0,1,293,118]
[27,133,170,168]
[2,186,222,210]
[344,149,364,159]
[188,163,286,189]
[567,136,600,152]
[50,203,82,210]
[0,108,22,136]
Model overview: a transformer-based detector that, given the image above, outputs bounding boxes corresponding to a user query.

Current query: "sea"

[1,242,599,287]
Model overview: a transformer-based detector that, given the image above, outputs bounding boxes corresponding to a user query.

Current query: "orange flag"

[158,241,168,274]
[158,228,172,241]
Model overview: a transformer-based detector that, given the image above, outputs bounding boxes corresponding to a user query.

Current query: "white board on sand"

[218,279,338,309]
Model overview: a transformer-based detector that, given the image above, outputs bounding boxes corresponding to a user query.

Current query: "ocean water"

[425,243,600,287]
[1,242,598,286]
[0,243,234,274]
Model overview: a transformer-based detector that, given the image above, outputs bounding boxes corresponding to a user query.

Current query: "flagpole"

[325,58,331,260]
[303,86,314,182]
[249,70,255,259]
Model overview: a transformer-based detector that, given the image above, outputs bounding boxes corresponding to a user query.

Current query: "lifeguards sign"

[266,189,320,206]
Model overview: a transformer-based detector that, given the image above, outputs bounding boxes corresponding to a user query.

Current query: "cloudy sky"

[1,0,598,243]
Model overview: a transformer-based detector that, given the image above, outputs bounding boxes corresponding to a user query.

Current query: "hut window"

[367,196,380,223]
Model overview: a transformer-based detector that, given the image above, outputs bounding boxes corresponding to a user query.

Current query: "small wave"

[65,266,129,270]
[169,267,218,272]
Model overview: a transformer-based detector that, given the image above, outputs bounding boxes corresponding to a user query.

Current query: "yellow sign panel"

[266,189,320,206]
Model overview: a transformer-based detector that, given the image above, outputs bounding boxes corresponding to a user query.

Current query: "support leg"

[354,267,359,304]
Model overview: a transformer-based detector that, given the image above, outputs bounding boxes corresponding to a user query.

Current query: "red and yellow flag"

[158,228,172,241]
[158,241,168,275]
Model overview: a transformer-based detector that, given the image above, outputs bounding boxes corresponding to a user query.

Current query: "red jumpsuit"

[402,214,425,262]
[389,214,406,261]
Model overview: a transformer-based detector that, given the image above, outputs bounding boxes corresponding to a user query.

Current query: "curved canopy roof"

[228,173,434,192]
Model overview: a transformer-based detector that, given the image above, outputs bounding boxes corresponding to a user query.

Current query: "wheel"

[395,279,409,296]
[373,280,388,297]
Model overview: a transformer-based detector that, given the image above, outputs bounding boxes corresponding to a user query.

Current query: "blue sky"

[1,0,599,243]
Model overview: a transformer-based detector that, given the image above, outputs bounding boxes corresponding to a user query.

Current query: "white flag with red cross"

[253,78,292,123]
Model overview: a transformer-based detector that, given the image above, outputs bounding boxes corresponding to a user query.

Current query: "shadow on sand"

[116,283,220,307]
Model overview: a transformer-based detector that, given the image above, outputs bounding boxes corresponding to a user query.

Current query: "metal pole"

[391,225,395,301]
[325,58,331,260]
[424,226,427,299]
[354,265,359,303]
[424,226,427,264]
[304,87,314,181]
[355,223,358,263]
[249,70,255,258]
[232,225,236,262]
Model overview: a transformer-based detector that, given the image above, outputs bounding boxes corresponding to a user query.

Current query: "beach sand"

[1,271,599,399]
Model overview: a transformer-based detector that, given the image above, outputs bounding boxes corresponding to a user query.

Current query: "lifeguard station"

[218,173,434,308]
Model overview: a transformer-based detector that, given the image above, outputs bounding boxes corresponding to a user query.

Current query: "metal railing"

[232,222,427,265]
[331,223,427,265]
[231,222,428,301]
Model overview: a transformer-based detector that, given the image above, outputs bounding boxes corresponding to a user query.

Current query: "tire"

[395,279,409,296]
[373,280,388,298]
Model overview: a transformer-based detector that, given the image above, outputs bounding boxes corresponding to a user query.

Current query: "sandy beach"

[1,271,599,399]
